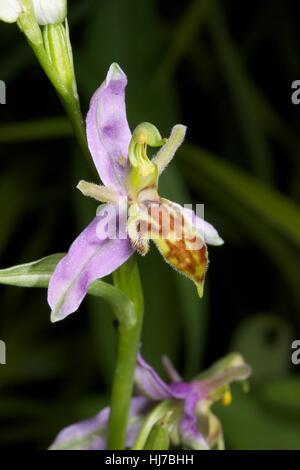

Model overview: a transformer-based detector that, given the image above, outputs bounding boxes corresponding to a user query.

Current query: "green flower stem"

[18,17,96,174]
[32,42,94,170]
[107,256,144,450]
[60,90,94,170]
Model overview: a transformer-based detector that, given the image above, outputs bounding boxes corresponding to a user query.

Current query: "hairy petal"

[86,63,131,192]
[48,204,133,322]
[0,0,22,23]
[152,125,187,175]
[77,181,119,203]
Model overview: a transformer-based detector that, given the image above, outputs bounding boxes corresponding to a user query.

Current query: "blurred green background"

[0,0,300,449]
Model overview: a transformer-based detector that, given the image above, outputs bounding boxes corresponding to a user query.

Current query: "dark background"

[0,0,300,449]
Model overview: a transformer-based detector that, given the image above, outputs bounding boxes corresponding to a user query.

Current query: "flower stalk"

[16,0,94,171]
[107,256,144,449]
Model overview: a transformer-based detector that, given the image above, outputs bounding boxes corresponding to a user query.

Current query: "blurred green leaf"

[257,377,300,415]
[0,173,32,255]
[155,0,213,85]
[216,386,300,449]
[230,313,294,383]
[182,145,300,248]
[0,117,71,143]
[208,1,273,181]
[183,160,300,309]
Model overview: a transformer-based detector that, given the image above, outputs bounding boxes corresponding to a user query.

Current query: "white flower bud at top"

[32,0,67,25]
[0,0,22,23]
[0,0,67,25]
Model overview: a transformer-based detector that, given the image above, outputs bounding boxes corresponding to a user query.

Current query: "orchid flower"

[134,353,251,450]
[48,63,224,322]
[0,0,67,25]
[50,353,251,450]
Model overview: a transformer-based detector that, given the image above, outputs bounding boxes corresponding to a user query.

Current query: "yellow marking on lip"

[222,390,232,406]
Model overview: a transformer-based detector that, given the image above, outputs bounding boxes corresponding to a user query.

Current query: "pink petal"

[86,63,132,192]
[179,388,209,450]
[183,207,224,246]
[135,354,189,401]
[48,204,133,322]
[50,397,148,450]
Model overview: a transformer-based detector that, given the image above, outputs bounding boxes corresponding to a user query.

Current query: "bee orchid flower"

[48,63,224,322]
[50,353,251,450]
[134,353,251,450]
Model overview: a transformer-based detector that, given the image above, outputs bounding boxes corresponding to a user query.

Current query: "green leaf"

[155,0,213,85]
[257,377,300,416]
[0,254,136,325]
[183,159,300,308]
[0,116,71,143]
[182,144,300,248]
[0,254,64,288]
[0,172,32,255]
[208,1,273,181]
[215,386,300,450]
[230,313,294,383]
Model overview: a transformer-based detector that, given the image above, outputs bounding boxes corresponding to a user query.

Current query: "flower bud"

[0,0,67,25]
[144,417,170,450]
[32,0,67,26]
[0,0,22,23]
[43,21,76,93]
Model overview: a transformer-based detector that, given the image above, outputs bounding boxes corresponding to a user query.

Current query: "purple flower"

[48,63,224,322]
[134,353,251,450]
[50,353,251,450]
